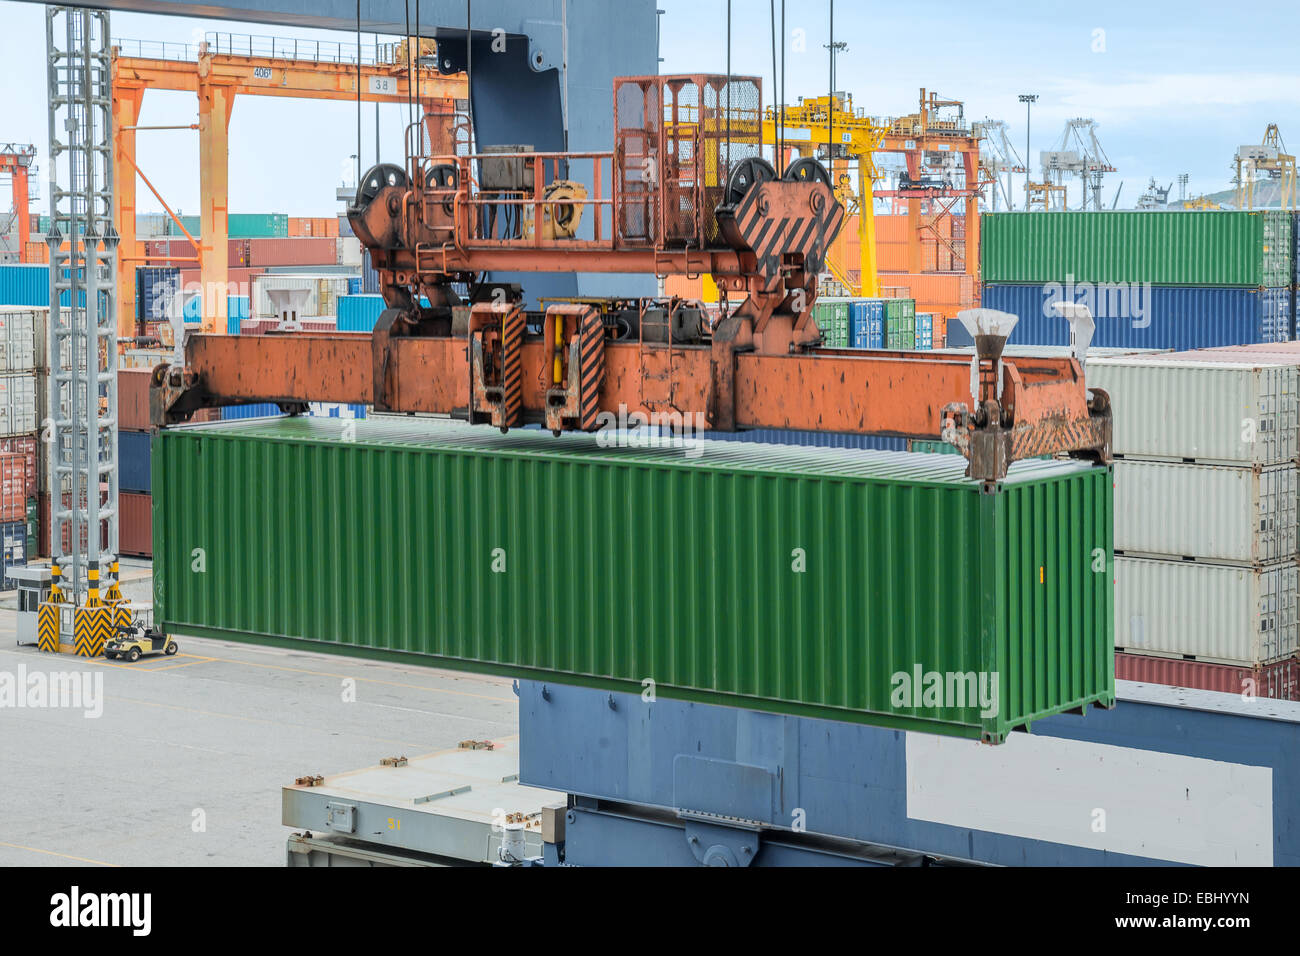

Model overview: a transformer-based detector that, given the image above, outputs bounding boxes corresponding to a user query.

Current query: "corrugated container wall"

[1085,357,1298,464]
[1114,652,1300,701]
[981,210,1293,286]
[1116,556,1298,665]
[119,491,152,557]
[170,213,288,238]
[1114,459,1296,564]
[246,238,339,267]
[0,374,37,437]
[982,284,1292,349]
[0,306,46,372]
[152,419,1115,743]
[336,294,387,332]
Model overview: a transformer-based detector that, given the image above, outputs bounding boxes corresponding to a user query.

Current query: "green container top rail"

[981,209,1293,287]
[152,418,1115,743]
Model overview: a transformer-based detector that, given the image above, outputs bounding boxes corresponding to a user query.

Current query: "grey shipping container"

[1115,555,1299,666]
[1086,357,1298,465]
[1114,459,1296,565]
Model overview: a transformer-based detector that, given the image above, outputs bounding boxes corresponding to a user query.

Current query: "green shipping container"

[152,419,1115,742]
[171,213,289,238]
[981,210,1293,287]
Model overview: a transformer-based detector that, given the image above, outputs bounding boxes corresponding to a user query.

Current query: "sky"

[2,0,1299,217]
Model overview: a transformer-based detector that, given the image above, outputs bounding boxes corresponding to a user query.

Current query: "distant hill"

[1164,181,1292,210]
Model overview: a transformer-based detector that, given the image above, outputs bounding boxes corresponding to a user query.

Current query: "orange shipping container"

[23,241,49,264]
[878,272,976,309]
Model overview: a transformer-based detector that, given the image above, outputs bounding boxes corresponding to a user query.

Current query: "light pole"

[1018,93,1037,208]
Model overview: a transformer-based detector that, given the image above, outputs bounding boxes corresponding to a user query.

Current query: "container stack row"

[0,306,45,582]
[1087,350,1300,700]
[815,297,929,350]
[978,210,1295,349]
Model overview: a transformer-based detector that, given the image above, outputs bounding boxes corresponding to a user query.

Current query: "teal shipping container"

[152,419,1116,742]
[337,294,386,332]
[182,293,250,332]
[170,213,288,238]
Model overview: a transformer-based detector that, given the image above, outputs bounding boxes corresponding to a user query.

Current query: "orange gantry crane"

[875,89,983,282]
[110,34,467,337]
[0,144,36,262]
[151,74,1111,482]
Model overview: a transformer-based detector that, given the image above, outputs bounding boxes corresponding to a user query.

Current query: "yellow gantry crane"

[1235,124,1296,210]
[761,93,888,296]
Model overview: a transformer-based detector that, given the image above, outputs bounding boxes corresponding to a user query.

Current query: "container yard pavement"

[0,581,519,866]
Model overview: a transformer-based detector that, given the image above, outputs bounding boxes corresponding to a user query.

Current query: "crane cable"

[724,0,731,181]
[769,0,778,168]
[355,0,361,189]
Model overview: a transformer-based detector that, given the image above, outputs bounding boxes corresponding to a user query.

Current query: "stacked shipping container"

[1087,352,1300,699]
[0,306,45,577]
[815,297,924,350]
[981,210,1295,349]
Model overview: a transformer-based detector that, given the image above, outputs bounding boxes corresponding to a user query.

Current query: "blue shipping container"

[120,430,151,492]
[361,247,380,294]
[979,283,1293,349]
[136,267,181,321]
[337,294,386,332]
[850,299,885,349]
[2,518,26,589]
[346,277,362,295]
[703,428,909,451]
[0,264,49,306]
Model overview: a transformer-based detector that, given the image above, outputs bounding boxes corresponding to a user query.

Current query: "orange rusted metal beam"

[156,332,1094,447]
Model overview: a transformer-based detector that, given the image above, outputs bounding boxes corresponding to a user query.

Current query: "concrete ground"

[0,562,519,866]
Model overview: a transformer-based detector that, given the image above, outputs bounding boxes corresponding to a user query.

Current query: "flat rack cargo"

[152,419,1116,743]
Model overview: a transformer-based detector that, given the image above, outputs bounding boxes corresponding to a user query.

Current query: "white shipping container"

[254,274,352,318]
[0,306,48,373]
[0,372,37,437]
[1114,459,1297,565]
[1086,357,1298,465]
[1115,556,1299,665]
[336,236,363,267]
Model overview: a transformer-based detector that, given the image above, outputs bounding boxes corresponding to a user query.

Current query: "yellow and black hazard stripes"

[577,307,606,431]
[725,181,846,279]
[542,304,606,433]
[73,606,112,658]
[499,306,524,428]
[468,302,525,430]
[37,602,59,653]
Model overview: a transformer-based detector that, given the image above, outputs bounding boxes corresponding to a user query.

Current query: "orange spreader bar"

[153,332,1099,451]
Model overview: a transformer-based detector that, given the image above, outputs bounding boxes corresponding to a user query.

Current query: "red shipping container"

[120,491,152,557]
[0,453,28,522]
[247,237,338,267]
[119,368,152,431]
[1115,651,1300,702]
[0,436,39,498]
